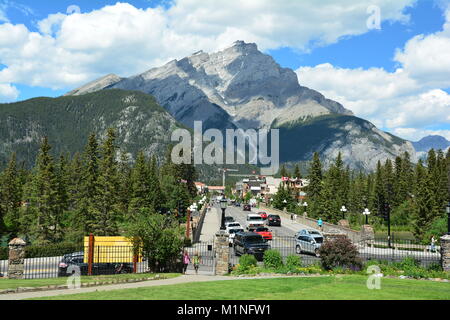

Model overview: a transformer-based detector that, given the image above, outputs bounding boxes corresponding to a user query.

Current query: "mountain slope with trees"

[0,89,182,169]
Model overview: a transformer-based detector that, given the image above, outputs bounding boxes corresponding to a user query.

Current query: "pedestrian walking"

[182,250,190,274]
[317,218,323,231]
[294,214,297,220]
[430,236,437,253]
[192,251,201,275]
[290,213,293,220]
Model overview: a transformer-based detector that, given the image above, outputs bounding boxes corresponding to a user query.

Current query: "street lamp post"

[220,198,228,231]
[340,205,347,220]
[363,208,371,225]
[384,203,391,248]
[446,202,450,235]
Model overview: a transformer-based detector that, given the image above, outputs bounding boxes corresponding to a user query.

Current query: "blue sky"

[0,0,449,141]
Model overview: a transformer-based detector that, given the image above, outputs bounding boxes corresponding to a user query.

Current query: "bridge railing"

[259,205,363,242]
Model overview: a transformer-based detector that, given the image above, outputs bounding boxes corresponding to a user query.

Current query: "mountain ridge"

[412,135,450,153]
[62,41,417,170]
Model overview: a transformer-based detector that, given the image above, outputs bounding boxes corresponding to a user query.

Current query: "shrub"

[426,263,443,272]
[263,249,283,270]
[285,254,301,272]
[0,246,8,260]
[237,254,258,273]
[394,256,420,269]
[125,210,185,273]
[25,243,83,258]
[318,236,362,271]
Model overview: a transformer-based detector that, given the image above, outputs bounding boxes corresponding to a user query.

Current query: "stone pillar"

[214,230,230,275]
[338,220,350,228]
[440,234,450,272]
[323,230,347,242]
[8,238,26,279]
[360,225,375,241]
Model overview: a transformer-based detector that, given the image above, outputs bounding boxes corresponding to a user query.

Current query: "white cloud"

[0,0,414,93]
[394,8,450,89]
[0,83,19,102]
[392,128,450,142]
[296,6,450,142]
[296,63,450,140]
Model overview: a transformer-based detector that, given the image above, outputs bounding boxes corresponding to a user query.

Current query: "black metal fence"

[0,236,442,279]
[183,241,215,274]
[356,238,441,267]
[14,241,215,279]
[19,244,150,279]
[228,236,441,268]
[0,258,7,277]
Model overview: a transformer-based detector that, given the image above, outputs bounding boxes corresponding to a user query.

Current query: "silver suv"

[295,229,324,257]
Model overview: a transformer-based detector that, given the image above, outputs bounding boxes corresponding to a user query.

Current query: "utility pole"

[219,168,239,189]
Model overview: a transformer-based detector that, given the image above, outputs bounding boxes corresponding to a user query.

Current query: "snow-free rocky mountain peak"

[67,41,416,170]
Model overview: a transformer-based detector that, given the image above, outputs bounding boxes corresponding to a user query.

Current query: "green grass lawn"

[0,273,180,290]
[31,275,450,300]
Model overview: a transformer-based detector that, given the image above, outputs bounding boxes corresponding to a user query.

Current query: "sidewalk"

[199,206,220,242]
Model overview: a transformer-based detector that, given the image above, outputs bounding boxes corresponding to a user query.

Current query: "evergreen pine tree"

[54,154,69,239]
[0,153,22,235]
[76,133,100,235]
[148,155,165,213]
[412,159,436,241]
[129,151,151,215]
[307,152,323,217]
[374,160,386,218]
[31,137,60,243]
[117,151,132,216]
[294,164,301,179]
[92,129,120,236]
[280,165,289,178]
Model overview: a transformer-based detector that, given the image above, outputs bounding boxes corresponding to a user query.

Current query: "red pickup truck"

[253,227,273,241]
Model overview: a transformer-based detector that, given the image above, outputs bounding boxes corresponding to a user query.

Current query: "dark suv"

[267,214,281,226]
[58,251,133,277]
[243,204,251,211]
[233,232,270,261]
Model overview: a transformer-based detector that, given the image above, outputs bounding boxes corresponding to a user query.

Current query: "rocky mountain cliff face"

[275,115,416,171]
[66,41,416,171]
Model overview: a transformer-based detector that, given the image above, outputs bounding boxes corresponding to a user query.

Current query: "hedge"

[0,247,8,260]
[25,243,84,258]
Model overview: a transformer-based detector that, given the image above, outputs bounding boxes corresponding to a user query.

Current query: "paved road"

[221,204,320,265]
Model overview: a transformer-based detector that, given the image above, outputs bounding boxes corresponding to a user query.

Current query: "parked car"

[234,202,241,207]
[243,204,251,211]
[57,251,133,277]
[266,214,281,226]
[295,229,323,238]
[258,212,268,220]
[225,221,242,231]
[233,232,271,261]
[227,227,245,244]
[253,227,273,241]
[294,232,324,257]
[246,213,265,230]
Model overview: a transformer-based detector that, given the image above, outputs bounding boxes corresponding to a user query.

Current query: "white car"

[227,227,244,244]
[225,221,242,230]
[246,213,265,230]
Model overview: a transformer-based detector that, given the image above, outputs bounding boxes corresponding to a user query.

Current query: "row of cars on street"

[225,207,324,260]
